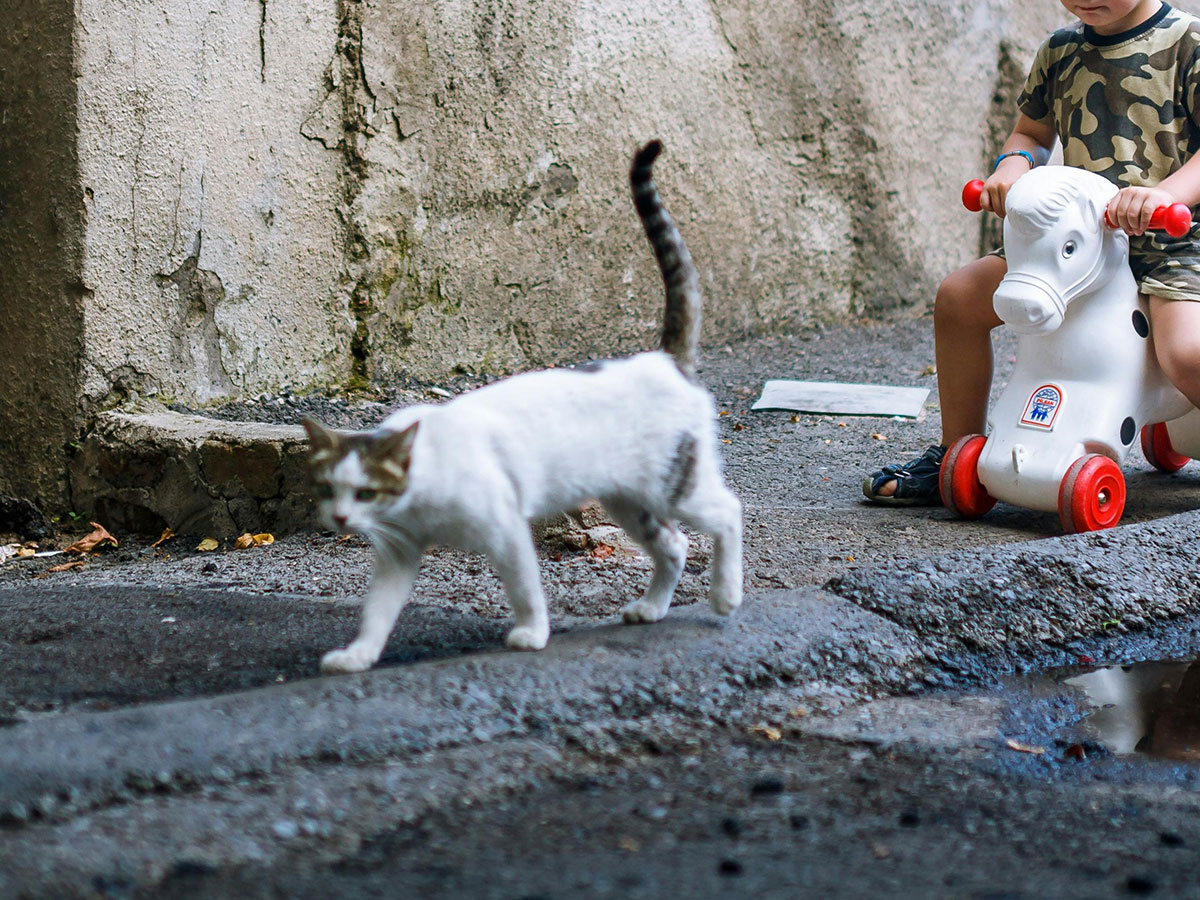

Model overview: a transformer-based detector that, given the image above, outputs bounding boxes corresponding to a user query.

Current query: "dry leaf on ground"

[1005,738,1045,755]
[590,543,615,560]
[197,538,220,552]
[48,560,86,573]
[63,523,118,555]
[749,724,783,741]
[151,528,175,548]
[234,533,274,549]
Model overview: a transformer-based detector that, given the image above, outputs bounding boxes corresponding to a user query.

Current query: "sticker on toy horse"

[1020,383,1064,430]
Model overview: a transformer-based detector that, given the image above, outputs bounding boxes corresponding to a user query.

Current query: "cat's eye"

[314,483,334,500]
[1062,240,1077,258]
[355,488,379,502]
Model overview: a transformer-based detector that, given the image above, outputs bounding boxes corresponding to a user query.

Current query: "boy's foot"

[862,444,947,506]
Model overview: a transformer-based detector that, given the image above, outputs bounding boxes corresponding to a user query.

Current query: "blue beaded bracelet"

[993,150,1036,171]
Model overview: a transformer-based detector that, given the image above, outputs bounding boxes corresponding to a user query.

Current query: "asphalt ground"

[4,310,1200,897]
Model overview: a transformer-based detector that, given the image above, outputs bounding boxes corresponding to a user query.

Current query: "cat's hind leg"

[486,528,551,651]
[674,477,743,617]
[321,551,420,675]
[604,499,688,624]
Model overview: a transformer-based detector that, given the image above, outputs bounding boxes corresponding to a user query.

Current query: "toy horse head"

[994,166,1124,336]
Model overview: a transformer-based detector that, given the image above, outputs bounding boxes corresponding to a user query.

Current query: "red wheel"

[939,434,996,519]
[1140,422,1189,473]
[1058,455,1126,533]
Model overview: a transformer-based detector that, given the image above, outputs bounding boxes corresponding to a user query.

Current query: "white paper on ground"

[752,380,931,418]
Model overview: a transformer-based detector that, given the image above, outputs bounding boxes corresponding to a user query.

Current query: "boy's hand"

[979,156,1033,218]
[1106,186,1179,235]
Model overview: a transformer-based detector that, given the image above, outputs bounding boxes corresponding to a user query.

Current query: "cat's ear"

[375,421,420,472]
[301,417,339,456]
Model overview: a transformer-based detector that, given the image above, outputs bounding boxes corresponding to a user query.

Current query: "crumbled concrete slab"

[69,408,315,538]
[826,511,1200,677]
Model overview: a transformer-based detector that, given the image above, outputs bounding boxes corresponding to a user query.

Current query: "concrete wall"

[0,0,86,511]
[348,0,1069,380]
[75,0,350,409]
[1,0,1093,512]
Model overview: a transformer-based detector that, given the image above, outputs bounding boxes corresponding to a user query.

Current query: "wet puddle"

[1058,658,1200,762]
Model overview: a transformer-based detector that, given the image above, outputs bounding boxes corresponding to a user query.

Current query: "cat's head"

[302,417,420,534]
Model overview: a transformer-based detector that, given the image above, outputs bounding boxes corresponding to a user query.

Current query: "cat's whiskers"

[364,517,421,558]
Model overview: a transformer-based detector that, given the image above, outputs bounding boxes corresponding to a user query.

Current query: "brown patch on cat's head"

[301,417,343,469]
[302,417,420,499]
[360,422,420,492]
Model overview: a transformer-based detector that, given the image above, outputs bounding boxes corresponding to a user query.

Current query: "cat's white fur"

[308,141,743,674]
[313,354,742,674]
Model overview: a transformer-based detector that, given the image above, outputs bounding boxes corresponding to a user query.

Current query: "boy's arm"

[1108,154,1200,235]
[979,115,1058,218]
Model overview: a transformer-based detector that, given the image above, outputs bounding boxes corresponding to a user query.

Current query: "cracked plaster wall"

[75,0,350,412]
[347,0,1071,379]
[0,0,1115,512]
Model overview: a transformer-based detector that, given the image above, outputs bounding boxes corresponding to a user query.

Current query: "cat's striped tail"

[630,140,702,380]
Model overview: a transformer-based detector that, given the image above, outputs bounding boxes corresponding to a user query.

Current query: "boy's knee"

[934,271,980,326]
[934,260,1005,332]
[1155,334,1200,385]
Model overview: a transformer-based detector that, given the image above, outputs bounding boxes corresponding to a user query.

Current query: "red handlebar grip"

[962,179,984,213]
[1148,203,1193,238]
[1105,203,1193,238]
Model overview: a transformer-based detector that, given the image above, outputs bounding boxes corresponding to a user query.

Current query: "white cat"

[304,140,743,675]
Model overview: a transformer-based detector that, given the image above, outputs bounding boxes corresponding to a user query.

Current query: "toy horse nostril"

[993,280,1063,334]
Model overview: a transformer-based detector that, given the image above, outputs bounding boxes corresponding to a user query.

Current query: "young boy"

[865,0,1200,505]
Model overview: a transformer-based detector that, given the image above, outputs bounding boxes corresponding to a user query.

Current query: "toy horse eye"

[1062,241,1077,258]
[355,488,379,502]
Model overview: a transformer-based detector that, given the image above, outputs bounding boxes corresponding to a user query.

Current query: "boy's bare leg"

[1148,295,1200,407]
[934,255,1008,444]
[872,254,1006,498]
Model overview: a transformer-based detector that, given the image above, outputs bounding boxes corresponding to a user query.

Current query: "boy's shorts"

[992,226,1200,302]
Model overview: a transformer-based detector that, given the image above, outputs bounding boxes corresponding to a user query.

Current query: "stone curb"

[69,409,316,538]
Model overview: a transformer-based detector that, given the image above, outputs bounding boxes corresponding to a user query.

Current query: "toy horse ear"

[1076,192,1105,232]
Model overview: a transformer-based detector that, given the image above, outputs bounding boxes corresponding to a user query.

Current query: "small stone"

[272,819,299,840]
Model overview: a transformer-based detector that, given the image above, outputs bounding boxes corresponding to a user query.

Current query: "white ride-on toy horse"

[941,166,1200,533]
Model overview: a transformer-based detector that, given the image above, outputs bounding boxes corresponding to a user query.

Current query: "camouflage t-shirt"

[1016,3,1200,301]
[1018,3,1200,187]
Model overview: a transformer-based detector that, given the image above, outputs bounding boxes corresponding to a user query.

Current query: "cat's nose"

[332,514,348,529]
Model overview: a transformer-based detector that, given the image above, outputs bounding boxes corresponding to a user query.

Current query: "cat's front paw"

[708,586,742,617]
[622,598,670,624]
[320,645,377,675]
[505,624,549,651]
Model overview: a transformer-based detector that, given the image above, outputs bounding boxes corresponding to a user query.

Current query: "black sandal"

[862,444,946,506]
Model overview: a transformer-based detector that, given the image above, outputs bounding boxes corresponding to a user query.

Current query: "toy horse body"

[943,166,1200,532]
